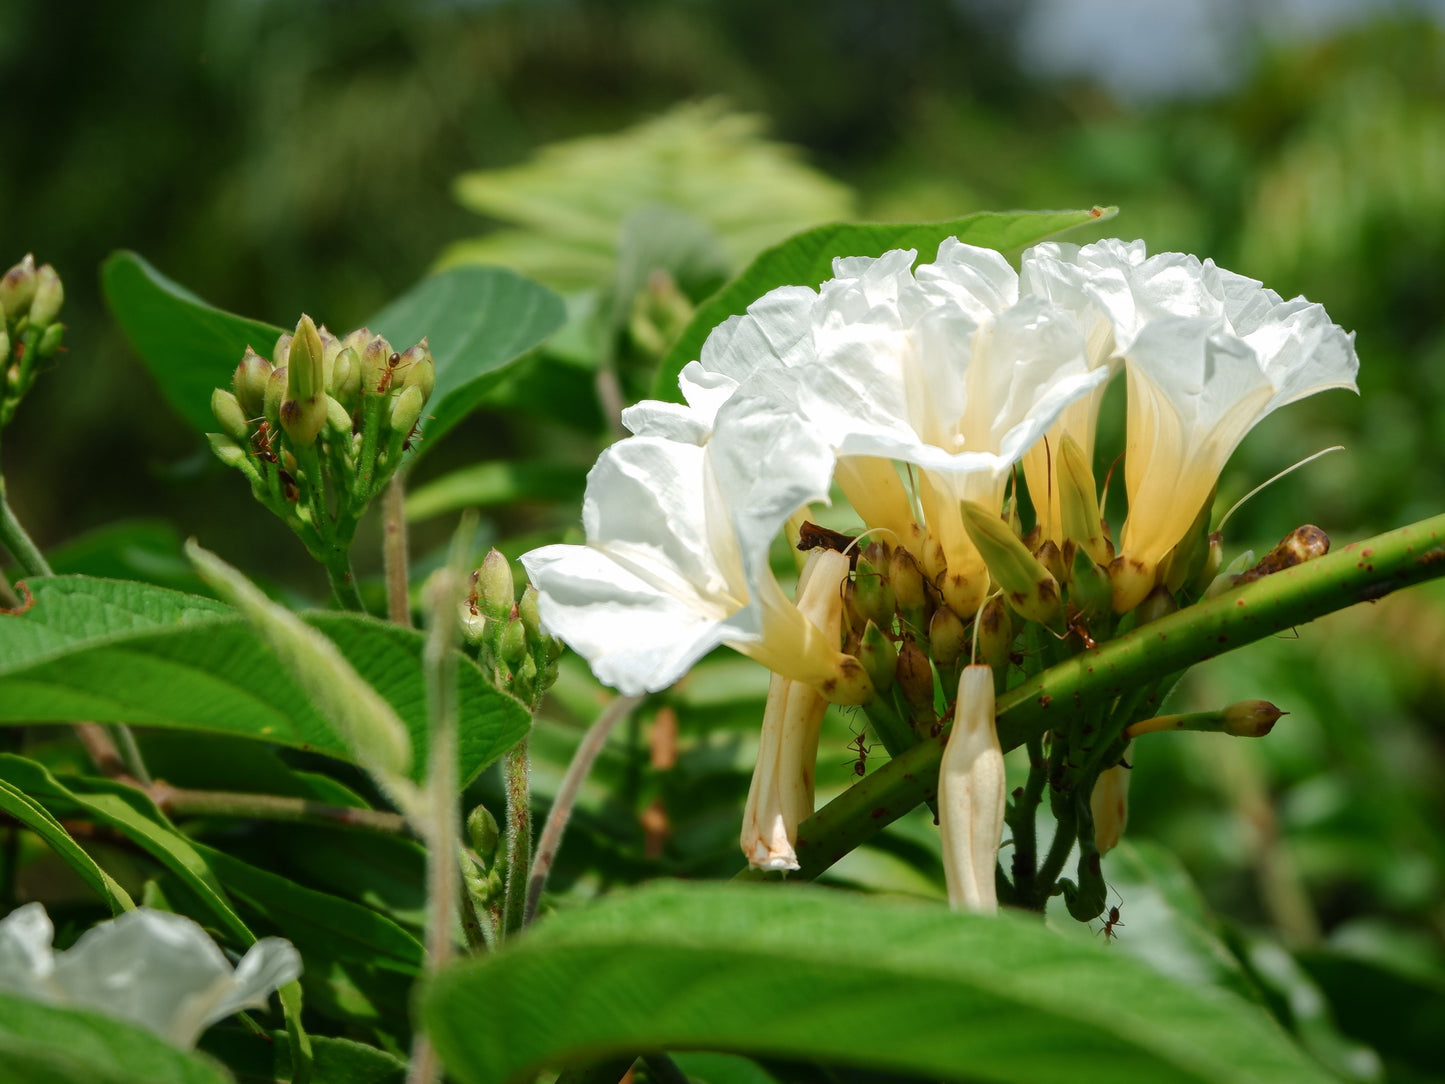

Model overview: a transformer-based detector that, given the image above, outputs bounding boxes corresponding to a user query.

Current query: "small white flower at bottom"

[937,664,1007,914]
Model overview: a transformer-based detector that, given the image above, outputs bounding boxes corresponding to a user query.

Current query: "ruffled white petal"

[0,904,301,1050]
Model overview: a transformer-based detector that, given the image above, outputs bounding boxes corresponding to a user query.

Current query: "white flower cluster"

[0,903,301,1049]
[523,237,1358,874]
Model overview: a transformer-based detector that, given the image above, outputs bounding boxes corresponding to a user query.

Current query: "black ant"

[846,727,875,778]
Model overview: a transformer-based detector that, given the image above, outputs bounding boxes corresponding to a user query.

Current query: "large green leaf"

[365,264,566,450]
[653,206,1117,398]
[0,577,528,785]
[0,994,233,1084]
[102,252,565,457]
[424,881,1330,1084]
[101,251,286,435]
[0,777,135,914]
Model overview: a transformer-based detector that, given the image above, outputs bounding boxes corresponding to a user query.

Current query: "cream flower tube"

[937,664,1007,913]
[740,548,852,871]
[1109,254,1358,611]
[522,403,869,702]
[0,903,301,1049]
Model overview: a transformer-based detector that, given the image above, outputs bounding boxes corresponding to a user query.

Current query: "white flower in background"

[740,548,854,871]
[1108,253,1359,611]
[521,403,870,702]
[674,239,1110,617]
[937,665,1006,913]
[0,903,301,1049]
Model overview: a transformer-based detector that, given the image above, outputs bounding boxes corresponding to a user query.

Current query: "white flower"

[1016,239,1147,545]
[521,409,869,701]
[675,239,1110,617]
[1108,253,1359,611]
[937,664,1006,914]
[0,903,302,1049]
[740,549,853,871]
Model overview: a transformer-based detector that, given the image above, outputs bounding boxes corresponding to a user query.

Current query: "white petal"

[207,937,303,1025]
[53,909,236,1047]
[0,903,59,1001]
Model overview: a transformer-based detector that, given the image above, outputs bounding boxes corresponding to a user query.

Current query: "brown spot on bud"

[1236,525,1331,586]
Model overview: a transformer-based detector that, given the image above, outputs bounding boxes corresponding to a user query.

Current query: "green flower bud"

[233,348,273,418]
[518,585,546,650]
[466,804,501,861]
[1126,700,1286,739]
[263,366,287,431]
[1134,585,1177,626]
[28,264,63,327]
[0,328,9,367]
[513,653,541,703]
[329,346,361,410]
[272,331,292,367]
[0,255,37,318]
[895,638,935,720]
[928,605,968,669]
[921,535,947,585]
[1203,549,1255,600]
[359,334,395,396]
[976,595,1012,671]
[1034,538,1066,585]
[211,388,250,442]
[858,620,897,694]
[475,549,514,621]
[278,316,327,447]
[961,501,1061,627]
[388,384,424,436]
[500,618,528,667]
[396,339,435,402]
[1058,433,1111,567]
[1064,541,1113,621]
[889,545,927,633]
[35,323,64,359]
[207,432,248,470]
[852,541,895,628]
[325,395,352,435]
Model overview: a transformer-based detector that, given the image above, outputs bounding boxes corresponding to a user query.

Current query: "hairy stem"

[383,472,412,627]
[500,739,533,937]
[149,781,413,837]
[0,482,53,578]
[742,513,1445,882]
[524,695,643,927]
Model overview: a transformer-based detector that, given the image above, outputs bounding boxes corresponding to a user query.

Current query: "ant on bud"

[376,351,403,395]
[250,421,278,464]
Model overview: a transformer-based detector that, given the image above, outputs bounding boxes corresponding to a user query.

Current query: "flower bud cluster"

[460,549,563,708]
[206,315,435,564]
[0,254,66,430]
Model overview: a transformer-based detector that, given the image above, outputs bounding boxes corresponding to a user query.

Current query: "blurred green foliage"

[3,2,1445,1078]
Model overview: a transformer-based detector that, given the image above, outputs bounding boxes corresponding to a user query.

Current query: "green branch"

[760,512,1445,882]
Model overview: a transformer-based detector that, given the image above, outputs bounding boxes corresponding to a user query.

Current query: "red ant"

[1095,888,1125,943]
[846,728,875,778]
[250,421,278,464]
[376,352,402,395]
[1066,612,1098,651]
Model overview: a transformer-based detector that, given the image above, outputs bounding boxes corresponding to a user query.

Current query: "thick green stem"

[1008,735,1048,900]
[321,547,364,612]
[752,513,1445,882]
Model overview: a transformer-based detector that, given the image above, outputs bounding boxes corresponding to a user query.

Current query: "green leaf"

[653,207,1118,399]
[0,776,134,914]
[425,881,1330,1084]
[366,265,565,452]
[193,842,422,1025]
[0,576,530,785]
[404,461,587,523]
[102,251,286,436]
[0,993,233,1084]
[201,1030,406,1084]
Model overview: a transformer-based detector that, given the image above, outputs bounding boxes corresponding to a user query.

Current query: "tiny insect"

[1096,889,1125,943]
[1066,612,1098,651]
[797,520,859,563]
[250,421,278,464]
[846,728,875,778]
[376,351,403,395]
